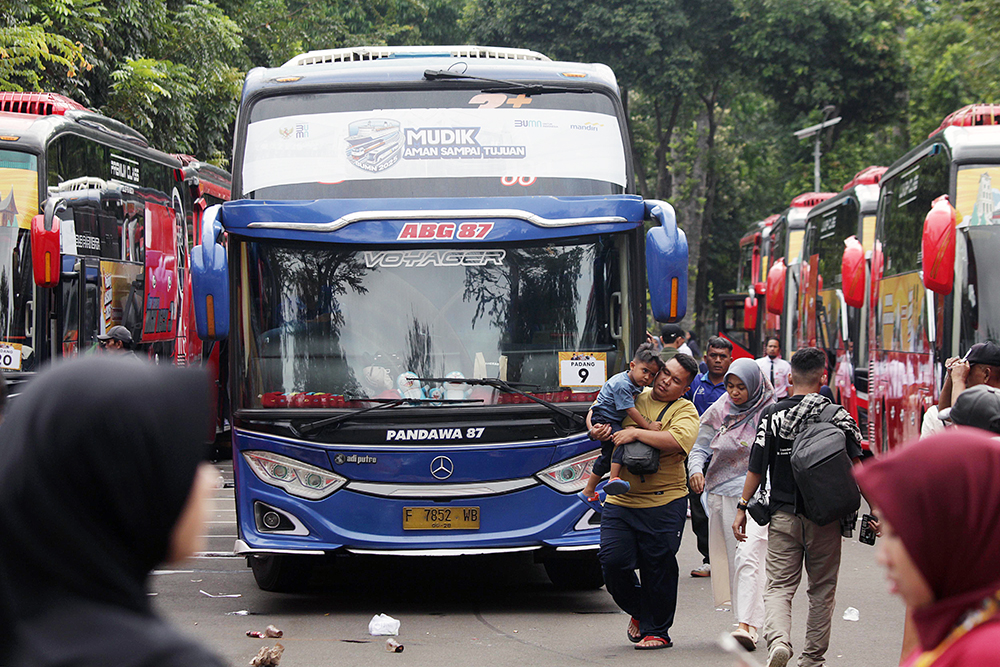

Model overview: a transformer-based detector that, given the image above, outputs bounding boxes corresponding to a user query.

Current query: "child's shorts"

[590,422,624,476]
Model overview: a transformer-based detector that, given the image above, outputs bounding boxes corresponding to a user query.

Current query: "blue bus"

[191,45,688,591]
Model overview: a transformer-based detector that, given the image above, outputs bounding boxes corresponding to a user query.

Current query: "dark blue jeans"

[599,497,687,641]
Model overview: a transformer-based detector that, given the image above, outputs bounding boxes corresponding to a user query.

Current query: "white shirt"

[756,355,791,398]
[921,405,946,438]
[678,342,693,356]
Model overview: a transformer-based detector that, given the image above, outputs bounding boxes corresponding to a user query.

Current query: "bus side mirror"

[842,236,866,308]
[190,205,229,339]
[645,200,688,322]
[743,295,758,331]
[31,198,65,288]
[922,195,956,295]
[766,258,786,315]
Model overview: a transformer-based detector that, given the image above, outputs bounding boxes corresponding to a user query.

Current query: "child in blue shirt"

[579,342,664,501]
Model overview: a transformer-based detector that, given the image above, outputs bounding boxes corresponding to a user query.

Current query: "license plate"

[403,506,480,530]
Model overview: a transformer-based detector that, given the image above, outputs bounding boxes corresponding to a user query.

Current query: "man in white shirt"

[756,337,791,399]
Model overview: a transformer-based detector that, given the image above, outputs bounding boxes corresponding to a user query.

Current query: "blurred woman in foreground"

[0,357,227,667]
[854,427,1000,666]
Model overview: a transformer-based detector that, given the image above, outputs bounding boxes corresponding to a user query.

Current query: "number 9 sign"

[558,351,606,387]
[0,343,21,371]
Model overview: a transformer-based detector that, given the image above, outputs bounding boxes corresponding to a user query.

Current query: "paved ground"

[152,461,906,666]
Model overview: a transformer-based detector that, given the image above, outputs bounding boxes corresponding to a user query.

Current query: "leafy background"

[3,0,998,339]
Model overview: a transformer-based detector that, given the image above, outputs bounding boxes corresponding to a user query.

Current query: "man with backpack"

[731,347,864,667]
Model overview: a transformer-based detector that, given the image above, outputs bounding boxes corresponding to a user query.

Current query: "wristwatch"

[736,497,749,511]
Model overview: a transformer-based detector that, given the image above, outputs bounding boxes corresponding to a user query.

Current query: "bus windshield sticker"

[558,352,607,388]
[243,108,626,194]
[363,249,506,268]
[957,166,1000,227]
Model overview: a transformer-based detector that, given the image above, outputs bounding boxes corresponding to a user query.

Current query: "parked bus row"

[0,91,232,423]
[718,103,1000,454]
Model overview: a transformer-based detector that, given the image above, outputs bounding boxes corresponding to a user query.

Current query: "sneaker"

[690,562,711,577]
[766,644,791,667]
[603,477,630,495]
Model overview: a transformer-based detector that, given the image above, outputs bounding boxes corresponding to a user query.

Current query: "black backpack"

[789,404,861,526]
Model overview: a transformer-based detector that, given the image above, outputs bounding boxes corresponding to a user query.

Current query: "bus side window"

[877,148,949,353]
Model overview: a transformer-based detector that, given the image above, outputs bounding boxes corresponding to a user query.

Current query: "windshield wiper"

[289,396,484,437]
[423,69,587,95]
[412,376,586,426]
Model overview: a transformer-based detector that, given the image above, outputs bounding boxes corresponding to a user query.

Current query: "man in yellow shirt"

[588,354,700,650]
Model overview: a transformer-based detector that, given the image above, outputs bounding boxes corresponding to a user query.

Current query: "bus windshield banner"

[242,108,627,194]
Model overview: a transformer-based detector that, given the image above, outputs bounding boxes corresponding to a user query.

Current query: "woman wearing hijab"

[688,357,775,651]
[0,356,228,667]
[855,427,1000,666]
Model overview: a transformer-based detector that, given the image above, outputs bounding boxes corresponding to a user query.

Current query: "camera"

[859,513,877,545]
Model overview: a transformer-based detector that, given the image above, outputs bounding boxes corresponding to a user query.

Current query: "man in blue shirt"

[684,336,733,577]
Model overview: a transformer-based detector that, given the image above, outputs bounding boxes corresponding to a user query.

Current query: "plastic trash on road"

[247,624,283,638]
[368,613,401,636]
[842,606,860,621]
[385,638,404,653]
[249,644,284,667]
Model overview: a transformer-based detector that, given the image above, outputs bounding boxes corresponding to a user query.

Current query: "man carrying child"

[589,354,701,650]
[578,342,665,502]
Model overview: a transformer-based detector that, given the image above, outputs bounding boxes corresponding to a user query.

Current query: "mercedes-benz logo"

[430,456,454,480]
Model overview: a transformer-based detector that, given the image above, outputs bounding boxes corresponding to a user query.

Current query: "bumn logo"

[346,119,402,173]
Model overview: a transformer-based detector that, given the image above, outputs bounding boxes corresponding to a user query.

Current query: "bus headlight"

[536,449,600,493]
[243,451,346,500]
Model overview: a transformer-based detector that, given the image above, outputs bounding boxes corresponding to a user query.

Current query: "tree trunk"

[670,110,710,330]
[694,90,719,344]
[654,97,682,200]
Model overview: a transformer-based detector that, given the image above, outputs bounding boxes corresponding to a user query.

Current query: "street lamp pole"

[794,105,841,191]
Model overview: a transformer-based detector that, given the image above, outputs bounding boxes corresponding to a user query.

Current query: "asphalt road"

[152,462,906,666]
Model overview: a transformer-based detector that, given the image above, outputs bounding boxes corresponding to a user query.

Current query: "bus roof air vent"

[930,104,1000,137]
[790,192,835,208]
[0,92,89,116]
[284,45,551,67]
[843,165,887,190]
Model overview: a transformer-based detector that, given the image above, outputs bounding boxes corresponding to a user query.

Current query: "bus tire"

[543,556,604,590]
[249,553,315,592]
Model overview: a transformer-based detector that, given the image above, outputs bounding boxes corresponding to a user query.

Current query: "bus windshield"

[0,149,39,372]
[241,88,627,199]
[957,164,1000,351]
[235,234,625,408]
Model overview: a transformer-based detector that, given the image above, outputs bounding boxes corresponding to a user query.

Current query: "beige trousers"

[764,510,842,667]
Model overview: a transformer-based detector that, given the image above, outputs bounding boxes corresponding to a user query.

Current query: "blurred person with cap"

[937,385,1000,434]
[922,341,1000,437]
[660,324,692,363]
[855,428,1000,666]
[97,325,134,354]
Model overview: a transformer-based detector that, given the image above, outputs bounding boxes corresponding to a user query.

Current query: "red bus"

[717,214,778,358]
[0,92,231,399]
[762,192,835,354]
[798,166,885,442]
[868,104,1000,452]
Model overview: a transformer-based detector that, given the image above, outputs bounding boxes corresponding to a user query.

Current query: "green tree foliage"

[0,0,102,93]
[733,0,908,126]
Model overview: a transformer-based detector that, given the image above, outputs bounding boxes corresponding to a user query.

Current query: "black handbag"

[620,402,673,476]
[746,432,773,526]
[746,484,773,526]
